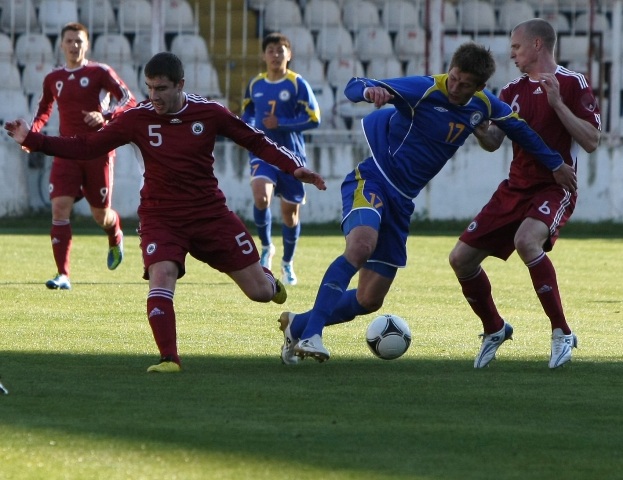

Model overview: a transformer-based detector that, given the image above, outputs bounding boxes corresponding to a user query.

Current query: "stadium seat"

[304,0,342,32]
[0,0,39,34]
[405,55,428,76]
[107,62,141,98]
[0,61,22,90]
[78,0,118,33]
[458,0,497,33]
[394,26,426,62]
[443,1,459,31]
[21,61,54,97]
[92,33,133,65]
[326,56,364,89]
[183,61,223,99]
[263,0,302,31]
[0,90,30,123]
[476,34,511,60]
[14,33,55,66]
[342,0,380,32]
[315,25,354,61]
[442,34,472,64]
[311,81,335,121]
[540,12,571,34]
[170,33,210,63]
[288,55,326,88]
[354,26,394,62]
[498,1,535,32]
[381,0,420,33]
[38,0,78,35]
[486,61,515,94]
[558,35,590,63]
[0,33,15,62]
[573,12,611,33]
[117,0,153,34]
[366,56,403,79]
[162,0,196,34]
[280,25,316,59]
[132,31,165,66]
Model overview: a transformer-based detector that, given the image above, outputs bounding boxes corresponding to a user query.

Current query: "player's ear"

[178,79,185,92]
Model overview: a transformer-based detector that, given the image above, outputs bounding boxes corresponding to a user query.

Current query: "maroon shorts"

[49,155,114,208]
[137,208,260,279]
[459,180,576,260]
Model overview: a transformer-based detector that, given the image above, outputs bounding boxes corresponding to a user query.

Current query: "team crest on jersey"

[146,243,157,255]
[279,89,291,101]
[191,122,204,135]
[470,111,484,126]
[467,221,478,232]
[80,77,89,87]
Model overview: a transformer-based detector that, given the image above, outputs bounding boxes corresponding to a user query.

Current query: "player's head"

[60,22,89,68]
[510,19,557,74]
[144,52,185,115]
[262,32,292,73]
[446,42,495,105]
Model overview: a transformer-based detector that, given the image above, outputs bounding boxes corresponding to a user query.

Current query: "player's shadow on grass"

[1,352,621,479]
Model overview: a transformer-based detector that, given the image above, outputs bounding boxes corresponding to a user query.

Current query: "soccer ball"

[365,314,411,360]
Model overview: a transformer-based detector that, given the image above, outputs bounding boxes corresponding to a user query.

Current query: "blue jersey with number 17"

[344,74,563,199]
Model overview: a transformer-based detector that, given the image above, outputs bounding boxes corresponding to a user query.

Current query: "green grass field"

[1,221,622,480]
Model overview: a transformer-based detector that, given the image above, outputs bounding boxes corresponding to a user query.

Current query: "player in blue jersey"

[241,32,320,286]
[277,42,577,364]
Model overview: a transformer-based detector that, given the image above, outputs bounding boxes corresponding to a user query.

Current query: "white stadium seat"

[326,56,364,89]
[21,61,54,97]
[0,90,30,123]
[0,33,15,61]
[573,12,610,33]
[183,61,223,99]
[366,57,403,79]
[458,0,497,33]
[315,25,354,61]
[304,0,342,31]
[132,31,165,66]
[342,0,380,32]
[117,0,153,33]
[280,25,317,59]
[0,0,39,34]
[354,26,394,62]
[263,0,302,31]
[394,26,426,62]
[381,0,420,33]
[38,0,78,35]
[498,1,535,32]
[170,33,210,63]
[0,61,23,90]
[288,55,326,88]
[78,0,119,33]
[92,33,133,65]
[162,0,196,34]
[14,33,55,66]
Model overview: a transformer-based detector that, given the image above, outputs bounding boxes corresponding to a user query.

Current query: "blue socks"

[282,223,300,263]
[253,206,271,247]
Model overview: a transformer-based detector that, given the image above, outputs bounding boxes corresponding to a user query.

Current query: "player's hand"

[552,162,577,194]
[262,114,279,130]
[364,87,394,108]
[538,73,562,108]
[4,118,30,144]
[294,167,327,191]
[82,110,105,127]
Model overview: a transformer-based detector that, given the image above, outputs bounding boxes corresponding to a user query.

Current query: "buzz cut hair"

[513,18,557,53]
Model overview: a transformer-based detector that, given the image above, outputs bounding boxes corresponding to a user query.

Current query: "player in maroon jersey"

[32,22,137,290]
[449,19,601,369]
[5,52,326,373]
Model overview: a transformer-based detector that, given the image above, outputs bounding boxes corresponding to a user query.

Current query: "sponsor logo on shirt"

[533,86,543,94]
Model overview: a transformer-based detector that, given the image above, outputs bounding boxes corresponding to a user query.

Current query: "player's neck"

[266,69,287,82]
[527,59,558,79]
[65,58,87,70]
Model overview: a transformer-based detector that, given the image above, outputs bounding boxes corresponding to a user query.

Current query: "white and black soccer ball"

[366,314,412,360]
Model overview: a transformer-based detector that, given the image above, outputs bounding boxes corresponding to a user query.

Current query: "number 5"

[235,232,254,255]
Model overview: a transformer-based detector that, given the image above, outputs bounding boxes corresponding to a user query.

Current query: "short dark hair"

[61,22,89,40]
[449,42,496,85]
[144,52,184,84]
[262,32,291,52]
[513,18,557,53]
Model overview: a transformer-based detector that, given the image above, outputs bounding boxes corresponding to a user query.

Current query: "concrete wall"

[1,135,622,223]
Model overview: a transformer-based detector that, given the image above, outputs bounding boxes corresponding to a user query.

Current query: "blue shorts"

[249,157,306,204]
[340,159,414,276]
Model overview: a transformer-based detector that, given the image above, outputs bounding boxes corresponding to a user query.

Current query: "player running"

[6,52,326,373]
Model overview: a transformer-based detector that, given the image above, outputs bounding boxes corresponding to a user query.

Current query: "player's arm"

[101,67,137,121]
[218,105,326,190]
[344,77,396,108]
[538,73,601,153]
[5,117,129,158]
[473,121,506,152]
[31,77,55,133]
